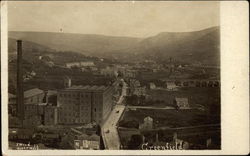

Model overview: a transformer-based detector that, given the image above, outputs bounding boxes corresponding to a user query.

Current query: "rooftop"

[65,85,109,91]
[9,88,44,98]
[175,97,188,102]
[24,88,44,98]
[9,93,16,98]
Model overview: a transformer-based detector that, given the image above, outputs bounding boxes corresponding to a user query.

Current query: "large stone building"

[57,85,114,125]
[22,88,45,127]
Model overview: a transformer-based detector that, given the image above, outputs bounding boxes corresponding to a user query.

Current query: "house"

[174,98,189,109]
[24,88,45,105]
[166,82,177,90]
[149,83,156,89]
[63,76,72,88]
[139,116,153,130]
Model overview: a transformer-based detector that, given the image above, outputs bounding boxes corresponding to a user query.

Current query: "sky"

[7,1,220,38]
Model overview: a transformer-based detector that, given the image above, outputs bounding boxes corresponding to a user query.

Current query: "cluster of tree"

[127,134,143,150]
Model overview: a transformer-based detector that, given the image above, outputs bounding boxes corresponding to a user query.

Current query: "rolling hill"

[8,31,142,56]
[115,27,220,65]
[8,26,220,66]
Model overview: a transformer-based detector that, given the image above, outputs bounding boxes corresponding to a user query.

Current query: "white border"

[1,1,249,155]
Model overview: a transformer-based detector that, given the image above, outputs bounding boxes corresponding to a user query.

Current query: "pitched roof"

[24,88,44,98]
[8,93,16,98]
[166,82,176,86]
[144,116,153,121]
[66,85,108,91]
[175,97,188,103]
[47,90,57,96]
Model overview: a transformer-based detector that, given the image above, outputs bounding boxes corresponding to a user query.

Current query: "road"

[101,79,127,150]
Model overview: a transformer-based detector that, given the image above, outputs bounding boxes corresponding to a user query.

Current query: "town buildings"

[8,88,60,127]
[68,128,100,150]
[128,79,146,96]
[66,61,95,68]
[100,66,118,77]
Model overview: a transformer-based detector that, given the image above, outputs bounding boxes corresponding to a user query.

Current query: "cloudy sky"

[8,1,219,38]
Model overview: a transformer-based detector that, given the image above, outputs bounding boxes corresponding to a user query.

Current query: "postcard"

[1,1,249,155]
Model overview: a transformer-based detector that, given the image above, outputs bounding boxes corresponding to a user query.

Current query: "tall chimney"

[16,40,24,122]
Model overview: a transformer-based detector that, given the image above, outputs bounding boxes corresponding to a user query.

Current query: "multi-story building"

[22,88,45,127]
[57,85,114,125]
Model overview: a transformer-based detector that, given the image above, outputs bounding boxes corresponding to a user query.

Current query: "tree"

[128,134,143,150]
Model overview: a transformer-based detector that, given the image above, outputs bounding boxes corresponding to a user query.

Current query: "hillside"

[8,26,220,66]
[8,31,142,56]
[114,27,220,65]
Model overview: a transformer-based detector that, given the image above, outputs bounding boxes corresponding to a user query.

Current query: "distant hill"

[114,27,220,65]
[8,31,142,56]
[8,38,107,66]
[8,26,220,66]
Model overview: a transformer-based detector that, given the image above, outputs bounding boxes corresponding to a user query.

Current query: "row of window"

[24,105,37,109]
[59,118,89,123]
[59,92,103,98]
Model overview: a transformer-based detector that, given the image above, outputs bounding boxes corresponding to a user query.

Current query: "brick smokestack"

[16,40,24,122]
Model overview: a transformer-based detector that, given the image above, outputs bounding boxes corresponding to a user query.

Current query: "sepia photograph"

[1,0,249,155]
